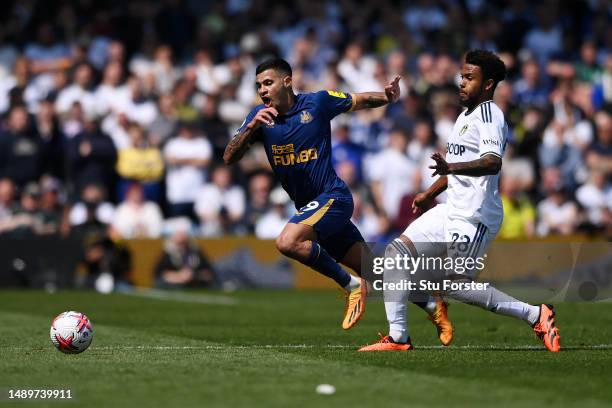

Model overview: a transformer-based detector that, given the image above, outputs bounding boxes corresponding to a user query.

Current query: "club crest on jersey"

[459,124,469,136]
[300,110,313,124]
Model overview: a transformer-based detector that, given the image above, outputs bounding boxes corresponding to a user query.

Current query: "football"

[49,311,94,354]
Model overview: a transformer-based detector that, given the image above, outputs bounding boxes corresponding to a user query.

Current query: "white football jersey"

[445,100,507,231]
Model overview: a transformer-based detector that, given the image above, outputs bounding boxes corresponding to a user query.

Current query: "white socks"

[385,301,409,343]
[446,284,541,325]
[343,274,361,292]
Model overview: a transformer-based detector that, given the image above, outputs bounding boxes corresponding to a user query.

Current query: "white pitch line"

[122,289,238,305]
[5,344,612,351]
[77,344,612,351]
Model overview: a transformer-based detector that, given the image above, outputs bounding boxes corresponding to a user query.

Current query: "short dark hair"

[256,58,292,77]
[465,50,506,88]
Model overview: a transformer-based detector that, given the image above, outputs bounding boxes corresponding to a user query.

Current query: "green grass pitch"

[1,290,611,407]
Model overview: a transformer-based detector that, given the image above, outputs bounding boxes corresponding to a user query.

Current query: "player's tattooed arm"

[223,129,255,165]
[352,76,401,111]
[429,152,502,177]
[223,107,278,164]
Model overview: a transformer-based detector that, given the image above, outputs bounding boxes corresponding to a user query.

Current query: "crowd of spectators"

[0,0,610,244]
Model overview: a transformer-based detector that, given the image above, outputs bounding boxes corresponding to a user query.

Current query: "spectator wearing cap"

[163,121,212,219]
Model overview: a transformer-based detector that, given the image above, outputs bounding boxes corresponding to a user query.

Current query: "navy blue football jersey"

[237,90,355,208]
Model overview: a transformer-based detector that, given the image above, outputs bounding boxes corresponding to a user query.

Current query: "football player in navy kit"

[224,58,448,333]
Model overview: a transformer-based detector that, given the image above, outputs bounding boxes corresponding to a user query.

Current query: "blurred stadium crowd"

[0,0,610,244]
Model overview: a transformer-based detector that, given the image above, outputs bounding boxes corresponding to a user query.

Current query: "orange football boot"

[342,278,366,330]
[533,304,561,352]
[358,334,413,351]
[427,298,454,346]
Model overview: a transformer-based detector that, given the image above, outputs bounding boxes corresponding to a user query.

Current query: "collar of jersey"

[464,99,493,116]
[280,93,303,116]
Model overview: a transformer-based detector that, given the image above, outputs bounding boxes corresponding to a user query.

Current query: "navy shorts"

[289,192,364,261]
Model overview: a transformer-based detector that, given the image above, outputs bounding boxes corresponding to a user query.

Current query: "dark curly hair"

[465,50,506,89]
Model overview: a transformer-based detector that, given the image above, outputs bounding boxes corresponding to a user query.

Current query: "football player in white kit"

[359,50,561,352]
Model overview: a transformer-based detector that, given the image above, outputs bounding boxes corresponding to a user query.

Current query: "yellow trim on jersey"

[299,199,335,226]
[348,93,357,112]
[326,90,347,98]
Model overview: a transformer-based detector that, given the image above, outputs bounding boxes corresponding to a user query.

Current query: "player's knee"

[384,240,410,259]
[275,233,299,257]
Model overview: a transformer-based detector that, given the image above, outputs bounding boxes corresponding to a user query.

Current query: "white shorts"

[401,204,497,278]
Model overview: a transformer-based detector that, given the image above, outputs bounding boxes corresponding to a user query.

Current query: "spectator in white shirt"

[536,168,578,236]
[94,61,130,116]
[255,187,290,240]
[337,42,379,93]
[365,128,419,221]
[576,168,612,227]
[195,165,245,237]
[163,122,212,219]
[111,183,163,238]
[69,183,115,226]
[55,63,97,118]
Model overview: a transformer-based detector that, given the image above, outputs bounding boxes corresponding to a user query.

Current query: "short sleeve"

[477,109,506,159]
[315,90,355,120]
[235,107,264,143]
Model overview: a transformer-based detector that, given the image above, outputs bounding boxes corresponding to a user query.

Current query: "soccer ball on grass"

[49,311,93,354]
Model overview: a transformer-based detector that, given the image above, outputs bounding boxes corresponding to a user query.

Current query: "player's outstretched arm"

[412,176,448,214]
[351,76,401,111]
[429,152,501,177]
[223,107,278,165]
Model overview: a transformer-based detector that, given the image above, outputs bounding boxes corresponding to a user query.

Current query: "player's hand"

[412,192,432,214]
[248,107,278,129]
[384,76,401,103]
[429,152,451,176]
